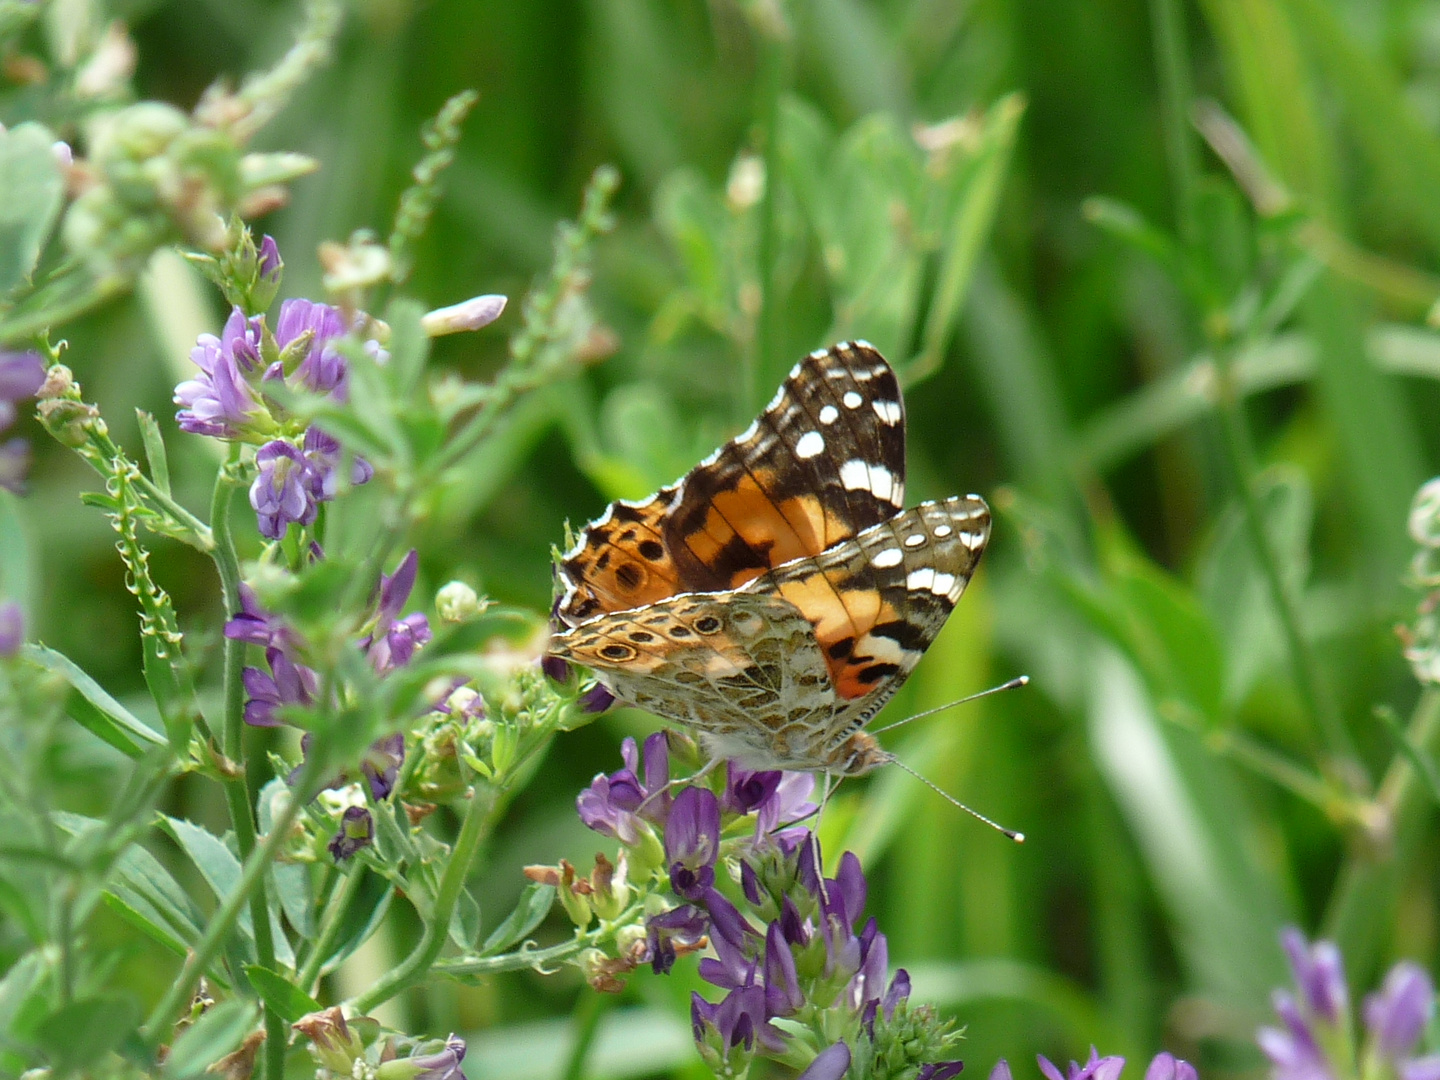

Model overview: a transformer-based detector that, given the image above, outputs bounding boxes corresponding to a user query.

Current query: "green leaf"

[0,951,47,1038]
[135,410,172,496]
[480,882,556,956]
[0,122,63,296]
[449,887,482,951]
[243,966,321,1024]
[33,995,139,1075]
[384,297,430,398]
[319,870,392,976]
[911,93,1025,383]
[162,1000,256,1080]
[23,644,167,757]
[157,816,255,943]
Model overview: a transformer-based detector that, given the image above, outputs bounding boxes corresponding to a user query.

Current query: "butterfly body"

[550,342,990,776]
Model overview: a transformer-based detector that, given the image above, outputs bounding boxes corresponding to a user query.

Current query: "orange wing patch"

[558,498,682,623]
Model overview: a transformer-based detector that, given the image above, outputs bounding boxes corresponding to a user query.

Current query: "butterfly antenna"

[882,753,1025,843]
[869,675,1030,736]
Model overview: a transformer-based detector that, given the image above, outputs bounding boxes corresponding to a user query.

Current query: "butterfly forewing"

[555,342,905,626]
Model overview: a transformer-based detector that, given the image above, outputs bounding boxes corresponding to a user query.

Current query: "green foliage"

[9,0,1440,1078]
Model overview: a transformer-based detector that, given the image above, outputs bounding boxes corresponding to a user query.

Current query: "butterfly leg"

[635,754,725,816]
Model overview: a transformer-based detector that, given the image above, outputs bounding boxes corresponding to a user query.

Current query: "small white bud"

[420,294,507,336]
[436,580,487,622]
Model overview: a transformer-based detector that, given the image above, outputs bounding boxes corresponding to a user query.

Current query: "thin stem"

[560,988,611,1080]
[1149,0,1199,246]
[299,865,369,994]
[209,450,286,1080]
[751,34,788,419]
[349,784,492,1013]
[1322,689,1440,975]
[141,737,331,1043]
[1212,363,1357,765]
[433,905,642,977]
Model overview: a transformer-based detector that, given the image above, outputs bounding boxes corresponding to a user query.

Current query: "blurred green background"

[18,0,1440,1076]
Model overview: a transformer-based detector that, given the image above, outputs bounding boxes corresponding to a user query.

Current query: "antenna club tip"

[1010,831,1026,843]
[1015,675,1030,686]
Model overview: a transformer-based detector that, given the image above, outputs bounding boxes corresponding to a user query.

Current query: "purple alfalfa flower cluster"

[0,349,46,494]
[224,549,432,862]
[1258,928,1440,1080]
[555,732,965,1080]
[990,1049,1195,1080]
[294,1006,466,1080]
[173,238,381,538]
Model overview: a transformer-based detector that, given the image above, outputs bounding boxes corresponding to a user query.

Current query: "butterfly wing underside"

[551,496,991,771]
[555,341,906,626]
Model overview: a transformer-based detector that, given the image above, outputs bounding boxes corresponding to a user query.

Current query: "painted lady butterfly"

[550,341,990,777]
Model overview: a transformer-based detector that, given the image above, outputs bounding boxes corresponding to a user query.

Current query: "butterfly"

[549,341,990,777]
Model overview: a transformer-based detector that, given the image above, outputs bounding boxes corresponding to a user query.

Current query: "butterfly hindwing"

[555,342,905,626]
[742,496,991,736]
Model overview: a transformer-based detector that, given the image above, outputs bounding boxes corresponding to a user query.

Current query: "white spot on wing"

[933,524,953,538]
[906,568,935,591]
[905,534,925,548]
[767,385,786,410]
[810,349,828,360]
[736,420,760,443]
[871,548,903,568]
[870,465,894,503]
[961,531,986,548]
[790,363,802,378]
[819,405,839,425]
[932,572,957,596]
[795,431,825,459]
[839,460,870,492]
[843,391,863,409]
[872,400,901,425]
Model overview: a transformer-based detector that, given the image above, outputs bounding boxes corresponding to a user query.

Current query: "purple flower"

[301,426,373,500]
[577,733,670,844]
[1145,1053,1198,1080]
[174,307,267,438]
[224,583,297,654]
[763,920,803,1018]
[646,904,708,976]
[273,299,350,397]
[250,440,316,539]
[0,351,44,408]
[360,733,405,800]
[541,654,570,683]
[1037,1049,1126,1080]
[361,550,432,672]
[882,968,910,1020]
[257,235,282,284]
[723,766,782,815]
[692,984,784,1057]
[327,806,373,861]
[917,1063,964,1080]
[0,602,22,657]
[1363,962,1432,1060]
[1282,928,1349,1024]
[405,1036,466,1080]
[242,648,317,727]
[579,681,616,713]
[665,786,721,900]
[798,1043,852,1080]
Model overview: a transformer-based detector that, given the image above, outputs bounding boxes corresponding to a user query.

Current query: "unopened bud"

[436,580,487,623]
[420,294,507,337]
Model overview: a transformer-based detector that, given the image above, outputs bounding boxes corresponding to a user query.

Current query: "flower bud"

[36,397,102,448]
[420,294,507,337]
[327,806,374,862]
[293,1007,367,1076]
[590,852,632,921]
[436,581,487,623]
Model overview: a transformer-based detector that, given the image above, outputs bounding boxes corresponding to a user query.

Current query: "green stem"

[1148,0,1199,246]
[299,865,368,994]
[561,989,611,1080]
[433,905,642,978]
[141,712,331,1043]
[1322,688,1440,978]
[751,33,787,418]
[349,784,492,1013]
[1212,364,1357,764]
[209,452,287,1080]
